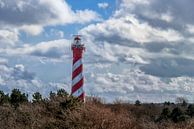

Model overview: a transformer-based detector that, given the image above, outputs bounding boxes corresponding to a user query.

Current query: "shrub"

[170,107,186,122]
[187,104,194,117]
[60,96,80,110]
[164,101,171,106]
[87,96,104,105]
[57,89,68,97]
[177,114,190,122]
[176,97,188,106]
[0,90,10,105]
[135,100,141,106]
[10,89,28,108]
[49,91,56,100]
[182,100,188,107]
[32,92,42,102]
[161,108,171,119]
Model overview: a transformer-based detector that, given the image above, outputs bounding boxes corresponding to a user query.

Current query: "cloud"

[80,15,183,44]
[80,0,194,75]
[1,0,194,102]
[0,29,18,47]
[0,61,39,93]
[25,39,70,58]
[20,25,44,36]
[98,2,109,9]
[119,0,194,31]
[45,29,64,39]
[0,58,67,98]
[77,0,194,102]
[0,0,100,26]
[0,0,101,53]
[85,68,194,102]
[4,0,191,102]
[74,10,101,24]
[0,58,7,65]
[2,39,71,59]
[0,0,100,36]
[141,57,194,77]
[186,24,194,34]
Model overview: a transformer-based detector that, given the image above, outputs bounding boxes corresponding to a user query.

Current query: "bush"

[60,96,80,110]
[176,97,188,106]
[161,108,171,119]
[49,91,56,100]
[32,92,42,102]
[57,89,68,97]
[182,100,188,107]
[135,100,141,106]
[164,101,171,106]
[0,90,10,105]
[170,107,185,122]
[187,104,194,117]
[10,89,28,108]
[177,114,190,122]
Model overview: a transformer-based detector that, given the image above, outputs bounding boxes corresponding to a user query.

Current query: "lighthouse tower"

[71,35,85,101]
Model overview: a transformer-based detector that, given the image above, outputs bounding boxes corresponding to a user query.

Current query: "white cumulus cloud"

[98,2,109,9]
[0,0,100,39]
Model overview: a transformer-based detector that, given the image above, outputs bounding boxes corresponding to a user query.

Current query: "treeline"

[0,88,79,109]
[133,99,194,123]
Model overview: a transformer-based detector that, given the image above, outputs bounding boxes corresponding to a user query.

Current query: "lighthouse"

[71,35,85,101]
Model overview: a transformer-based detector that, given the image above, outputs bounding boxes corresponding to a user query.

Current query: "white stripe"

[72,72,83,86]
[73,59,82,71]
[72,86,83,97]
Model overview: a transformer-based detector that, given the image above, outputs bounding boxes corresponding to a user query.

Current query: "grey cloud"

[0,0,100,37]
[12,64,35,81]
[30,47,65,58]
[149,0,194,24]
[127,0,194,31]
[0,0,99,26]
[0,0,49,25]
[143,42,175,53]
[141,58,194,77]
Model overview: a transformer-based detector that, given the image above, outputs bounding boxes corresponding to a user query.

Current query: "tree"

[10,89,28,108]
[187,104,194,117]
[32,92,42,102]
[161,108,171,119]
[164,101,171,106]
[0,90,10,105]
[176,97,188,106]
[49,91,56,100]
[57,89,68,97]
[170,107,189,122]
[135,100,141,106]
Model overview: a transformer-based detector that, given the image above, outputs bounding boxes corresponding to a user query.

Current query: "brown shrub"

[76,102,133,129]
[0,95,194,129]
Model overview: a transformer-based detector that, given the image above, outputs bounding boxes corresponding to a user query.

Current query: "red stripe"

[72,64,83,79]
[72,48,84,59]
[79,92,85,101]
[73,57,81,64]
[71,78,83,93]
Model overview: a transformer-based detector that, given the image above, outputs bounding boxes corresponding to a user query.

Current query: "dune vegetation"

[0,89,194,129]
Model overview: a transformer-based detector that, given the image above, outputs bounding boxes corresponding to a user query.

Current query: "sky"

[0,0,194,103]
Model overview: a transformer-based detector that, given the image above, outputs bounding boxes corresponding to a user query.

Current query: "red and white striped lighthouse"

[71,35,85,101]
